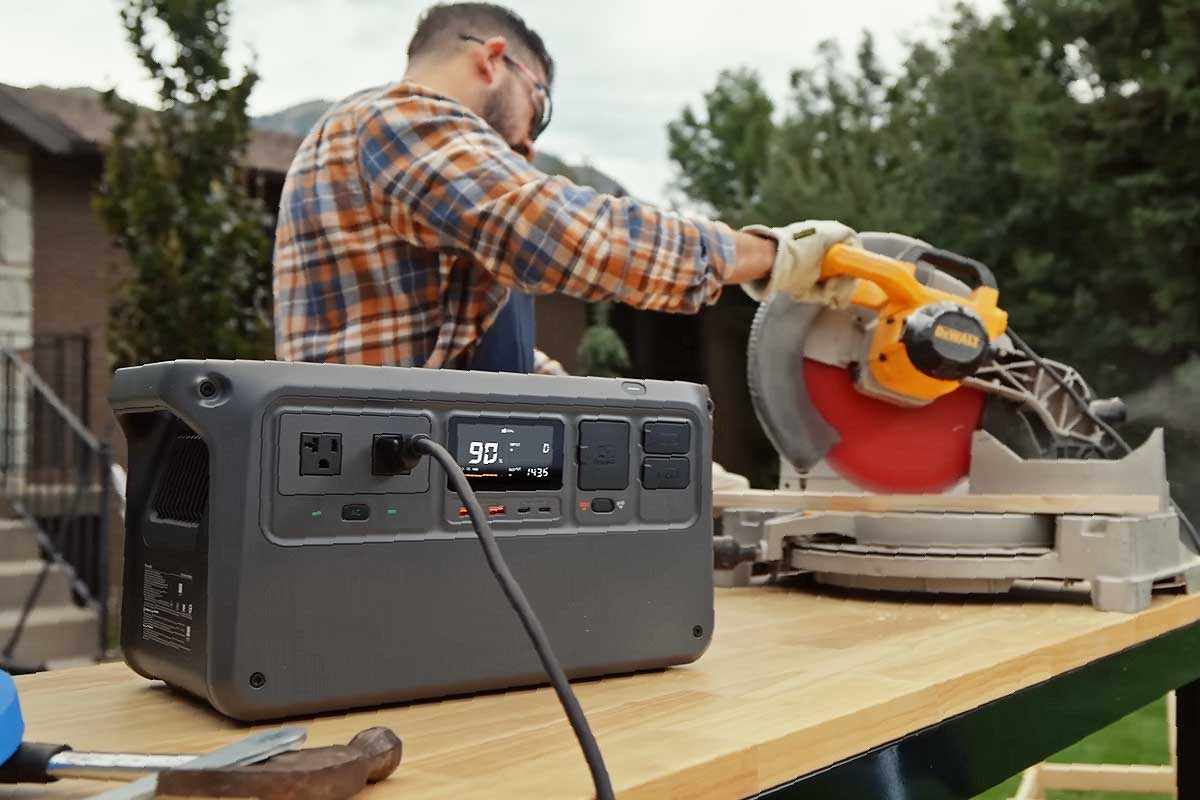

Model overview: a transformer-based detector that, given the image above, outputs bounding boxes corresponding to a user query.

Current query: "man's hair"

[407,3,554,86]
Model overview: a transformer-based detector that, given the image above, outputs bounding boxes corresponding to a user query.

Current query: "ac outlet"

[300,433,342,475]
[276,411,431,501]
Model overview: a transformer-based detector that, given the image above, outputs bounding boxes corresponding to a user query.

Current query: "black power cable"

[1005,330,1200,553]
[408,434,615,800]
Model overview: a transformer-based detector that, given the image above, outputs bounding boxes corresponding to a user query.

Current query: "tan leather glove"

[740,220,862,307]
[712,462,750,493]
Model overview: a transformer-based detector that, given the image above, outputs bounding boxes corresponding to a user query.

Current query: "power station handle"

[907,246,998,290]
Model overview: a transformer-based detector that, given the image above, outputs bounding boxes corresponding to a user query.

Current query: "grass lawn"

[973,696,1172,800]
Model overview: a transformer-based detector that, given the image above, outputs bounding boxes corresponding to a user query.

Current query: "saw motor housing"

[823,241,1008,406]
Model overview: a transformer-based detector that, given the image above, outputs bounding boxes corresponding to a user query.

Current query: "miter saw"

[715,232,1200,612]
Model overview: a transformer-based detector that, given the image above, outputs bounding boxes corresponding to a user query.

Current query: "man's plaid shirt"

[272,81,738,372]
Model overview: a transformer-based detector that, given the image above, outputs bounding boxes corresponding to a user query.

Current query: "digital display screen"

[448,417,563,491]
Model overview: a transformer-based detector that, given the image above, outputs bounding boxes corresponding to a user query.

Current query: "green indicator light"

[311,510,322,517]
[386,509,397,515]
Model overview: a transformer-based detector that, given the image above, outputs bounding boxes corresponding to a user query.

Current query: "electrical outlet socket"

[300,433,342,475]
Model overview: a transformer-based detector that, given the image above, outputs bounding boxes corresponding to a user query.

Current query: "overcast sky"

[1,0,1001,204]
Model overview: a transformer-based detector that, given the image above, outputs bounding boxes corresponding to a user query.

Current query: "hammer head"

[155,727,402,800]
[348,727,403,783]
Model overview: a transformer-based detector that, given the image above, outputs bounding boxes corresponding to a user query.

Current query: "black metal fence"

[0,336,110,666]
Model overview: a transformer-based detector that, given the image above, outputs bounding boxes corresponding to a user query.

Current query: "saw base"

[720,507,1200,612]
[716,430,1200,613]
[812,574,1019,595]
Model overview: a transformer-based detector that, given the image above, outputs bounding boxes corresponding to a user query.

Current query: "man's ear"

[472,35,508,87]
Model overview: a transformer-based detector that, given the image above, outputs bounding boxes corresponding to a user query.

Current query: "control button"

[577,420,629,491]
[642,457,690,490]
[590,497,615,513]
[643,421,691,455]
[341,503,370,521]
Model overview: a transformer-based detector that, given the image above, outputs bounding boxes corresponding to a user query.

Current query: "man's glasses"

[459,33,552,141]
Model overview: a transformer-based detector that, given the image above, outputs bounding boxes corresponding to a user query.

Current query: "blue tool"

[0,671,24,764]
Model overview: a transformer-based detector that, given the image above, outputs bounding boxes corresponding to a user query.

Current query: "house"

[0,83,296,441]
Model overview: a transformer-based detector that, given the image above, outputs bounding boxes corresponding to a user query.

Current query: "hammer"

[154,727,403,800]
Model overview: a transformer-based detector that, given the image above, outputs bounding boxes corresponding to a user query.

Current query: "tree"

[668,0,1200,510]
[94,0,273,369]
[667,68,775,226]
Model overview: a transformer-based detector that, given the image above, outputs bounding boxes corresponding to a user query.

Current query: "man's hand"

[712,462,750,493]
[533,349,567,376]
[738,220,861,307]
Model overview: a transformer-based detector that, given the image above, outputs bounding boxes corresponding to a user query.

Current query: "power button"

[341,503,370,521]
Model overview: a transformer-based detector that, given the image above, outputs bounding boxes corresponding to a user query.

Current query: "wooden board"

[11,585,1200,799]
[713,488,1163,516]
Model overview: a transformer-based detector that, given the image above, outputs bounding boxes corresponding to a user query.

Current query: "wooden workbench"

[9,582,1200,799]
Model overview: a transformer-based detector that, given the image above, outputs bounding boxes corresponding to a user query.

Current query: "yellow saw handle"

[822,243,1003,317]
[819,242,1009,402]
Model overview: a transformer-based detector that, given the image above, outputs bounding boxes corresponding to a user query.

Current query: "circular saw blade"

[747,232,987,493]
[803,359,986,492]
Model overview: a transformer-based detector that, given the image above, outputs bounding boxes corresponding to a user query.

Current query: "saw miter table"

[716,232,1200,612]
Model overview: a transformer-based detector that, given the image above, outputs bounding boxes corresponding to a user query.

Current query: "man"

[272,2,859,376]
[272,3,858,489]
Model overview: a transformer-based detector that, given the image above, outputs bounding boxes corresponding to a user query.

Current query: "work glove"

[740,220,862,308]
[712,462,750,493]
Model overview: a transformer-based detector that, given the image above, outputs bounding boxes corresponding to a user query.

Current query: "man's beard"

[479,75,523,151]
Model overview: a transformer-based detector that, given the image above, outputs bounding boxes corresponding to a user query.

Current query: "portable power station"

[110,360,714,721]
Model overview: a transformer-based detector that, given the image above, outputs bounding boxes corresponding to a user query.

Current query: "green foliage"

[667,68,775,226]
[576,302,631,377]
[669,0,1200,392]
[668,0,1200,511]
[94,0,273,369]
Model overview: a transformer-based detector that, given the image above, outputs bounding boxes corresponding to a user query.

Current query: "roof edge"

[0,83,90,155]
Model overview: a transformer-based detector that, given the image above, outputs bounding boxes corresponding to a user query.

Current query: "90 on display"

[447,417,565,491]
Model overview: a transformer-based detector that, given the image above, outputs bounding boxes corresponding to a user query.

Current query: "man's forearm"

[724,231,776,285]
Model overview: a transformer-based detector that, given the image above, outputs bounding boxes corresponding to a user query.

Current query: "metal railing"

[0,341,110,669]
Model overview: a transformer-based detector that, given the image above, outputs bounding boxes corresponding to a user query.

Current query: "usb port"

[488,505,506,515]
[517,506,531,514]
[538,506,552,513]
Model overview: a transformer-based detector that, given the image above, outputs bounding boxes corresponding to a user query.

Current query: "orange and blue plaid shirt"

[272,81,737,372]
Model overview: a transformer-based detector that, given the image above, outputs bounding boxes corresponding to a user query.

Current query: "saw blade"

[746,231,988,493]
[803,359,986,492]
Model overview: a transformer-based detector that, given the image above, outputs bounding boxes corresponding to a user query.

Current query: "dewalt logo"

[933,324,981,349]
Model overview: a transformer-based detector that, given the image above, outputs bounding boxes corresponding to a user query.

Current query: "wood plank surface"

[9,584,1200,799]
[713,488,1162,516]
